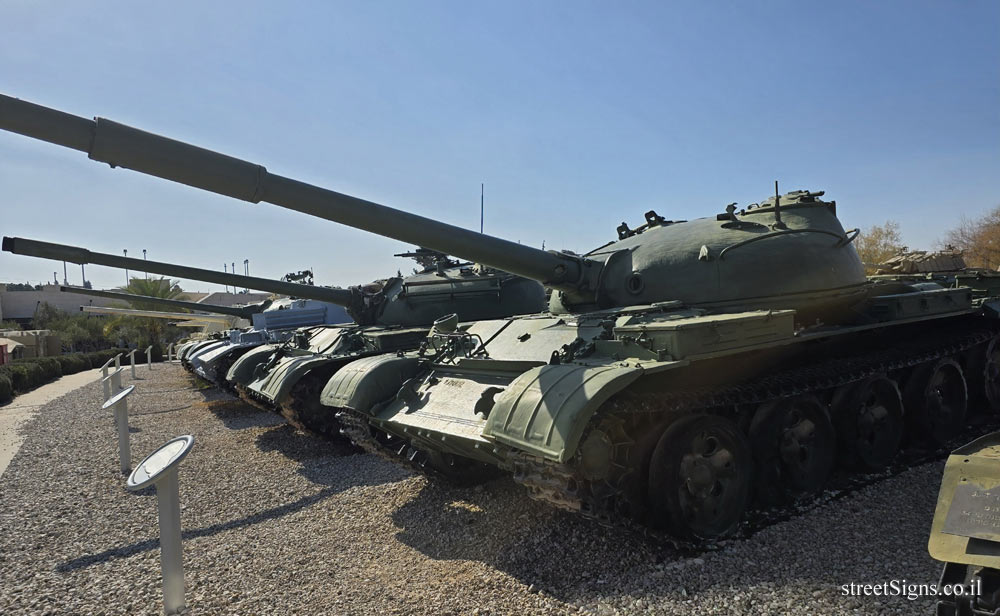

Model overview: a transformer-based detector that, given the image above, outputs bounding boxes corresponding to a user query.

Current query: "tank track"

[235,384,278,413]
[512,326,998,548]
[279,374,335,436]
[337,408,437,475]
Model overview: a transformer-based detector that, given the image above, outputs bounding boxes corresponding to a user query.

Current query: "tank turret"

[59,285,266,319]
[0,94,867,318]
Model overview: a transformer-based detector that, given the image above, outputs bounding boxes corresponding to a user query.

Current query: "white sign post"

[167,343,174,363]
[100,356,115,401]
[102,385,136,474]
[102,368,124,399]
[127,435,195,616]
[114,352,122,371]
[128,349,138,379]
[146,345,154,371]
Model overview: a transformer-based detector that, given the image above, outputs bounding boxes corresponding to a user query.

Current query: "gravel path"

[0,364,948,615]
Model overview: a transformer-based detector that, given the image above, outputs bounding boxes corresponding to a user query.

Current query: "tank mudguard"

[320,354,422,414]
[982,299,1000,319]
[226,344,278,386]
[483,363,643,463]
[249,354,342,404]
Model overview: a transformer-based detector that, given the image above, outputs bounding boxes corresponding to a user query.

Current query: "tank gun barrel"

[2,236,355,306]
[59,285,262,319]
[79,305,233,323]
[0,94,590,293]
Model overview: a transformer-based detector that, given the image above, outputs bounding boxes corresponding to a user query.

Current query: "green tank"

[928,432,1000,615]
[4,236,546,418]
[2,93,999,542]
[225,249,544,435]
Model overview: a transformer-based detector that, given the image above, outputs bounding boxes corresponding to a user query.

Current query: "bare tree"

[854,220,905,274]
[942,205,1000,270]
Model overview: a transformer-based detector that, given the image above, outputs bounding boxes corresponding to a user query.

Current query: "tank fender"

[226,344,277,385]
[981,299,1000,319]
[256,354,346,405]
[319,354,422,414]
[484,363,643,463]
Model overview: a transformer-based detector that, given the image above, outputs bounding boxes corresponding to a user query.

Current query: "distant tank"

[869,249,1000,303]
[2,93,999,542]
[874,248,968,275]
[928,432,1000,615]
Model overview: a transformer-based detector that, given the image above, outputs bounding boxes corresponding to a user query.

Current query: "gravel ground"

[0,363,950,615]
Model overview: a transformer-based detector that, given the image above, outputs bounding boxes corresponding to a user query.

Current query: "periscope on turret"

[3,93,1000,543]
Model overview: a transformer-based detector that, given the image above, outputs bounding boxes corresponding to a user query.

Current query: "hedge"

[0,372,12,404]
[1,347,132,398]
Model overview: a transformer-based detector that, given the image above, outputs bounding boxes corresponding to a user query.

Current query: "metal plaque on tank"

[929,432,1000,569]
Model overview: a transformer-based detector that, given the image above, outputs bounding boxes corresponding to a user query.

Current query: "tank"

[928,432,1000,615]
[874,248,968,275]
[223,249,544,434]
[5,239,546,414]
[2,93,999,542]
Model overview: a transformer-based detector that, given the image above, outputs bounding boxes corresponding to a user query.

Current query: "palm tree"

[118,277,186,311]
[103,277,188,355]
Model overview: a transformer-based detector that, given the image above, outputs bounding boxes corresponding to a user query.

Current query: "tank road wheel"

[831,377,904,471]
[965,336,1000,415]
[647,414,753,540]
[749,395,836,504]
[904,358,968,445]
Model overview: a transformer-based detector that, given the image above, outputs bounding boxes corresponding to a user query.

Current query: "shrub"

[6,363,41,392]
[0,373,11,404]
[31,357,63,381]
[55,354,89,375]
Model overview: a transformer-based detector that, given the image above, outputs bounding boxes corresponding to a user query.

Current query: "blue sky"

[1,1,997,292]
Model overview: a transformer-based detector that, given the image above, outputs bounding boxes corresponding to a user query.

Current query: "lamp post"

[123,249,129,285]
[143,249,148,280]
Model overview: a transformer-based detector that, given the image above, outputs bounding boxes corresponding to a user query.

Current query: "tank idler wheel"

[903,357,967,445]
[749,395,836,504]
[425,451,501,486]
[965,335,1000,415]
[647,414,753,540]
[831,376,904,471]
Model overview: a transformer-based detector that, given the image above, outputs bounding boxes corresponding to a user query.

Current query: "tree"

[102,277,188,352]
[33,302,111,352]
[942,205,1000,270]
[854,220,905,274]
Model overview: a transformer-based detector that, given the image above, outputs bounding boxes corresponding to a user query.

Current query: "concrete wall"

[0,285,119,321]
